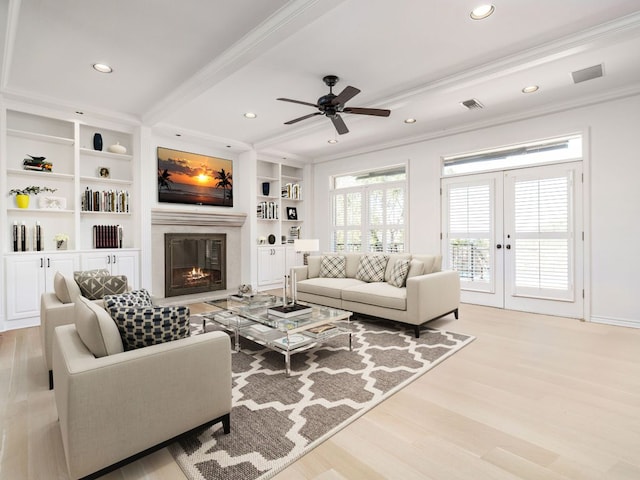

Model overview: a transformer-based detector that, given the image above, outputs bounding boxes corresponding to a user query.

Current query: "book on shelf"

[93,224,123,248]
[267,303,312,318]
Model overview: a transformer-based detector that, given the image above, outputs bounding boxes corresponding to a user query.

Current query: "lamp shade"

[294,239,319,252]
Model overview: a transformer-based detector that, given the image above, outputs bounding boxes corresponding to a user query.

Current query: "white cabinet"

[80,250,140,289]
[4,252,79,327]
[285,246,304,276]
[257,246,285,288]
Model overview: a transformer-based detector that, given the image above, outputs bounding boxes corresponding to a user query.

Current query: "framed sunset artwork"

[157,147,233,207]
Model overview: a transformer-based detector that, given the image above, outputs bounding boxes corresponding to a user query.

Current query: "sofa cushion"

[104,289,153,309]
[387,258,411,287]
[342,282,407,310]
[355,254,389,282]
[307,256,322,278]
[412,255,440,274]
[297,277,365,299]
[54,271,82,304]
[319,255,347,278]
[75,274,128,300]
[108,305,191,351]
[407,259,425,279]
[74,296,124,357]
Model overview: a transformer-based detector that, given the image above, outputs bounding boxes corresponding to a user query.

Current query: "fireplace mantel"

[151,209,247,227]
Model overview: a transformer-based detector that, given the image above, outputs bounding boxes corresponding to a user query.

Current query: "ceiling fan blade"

[284,112,322,125]
[331,86,360,106]
[343,107,391,117]
[330,114,349,135]
[277,97,319,108]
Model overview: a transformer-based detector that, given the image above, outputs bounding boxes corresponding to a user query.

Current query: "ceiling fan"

[277,75,391,135]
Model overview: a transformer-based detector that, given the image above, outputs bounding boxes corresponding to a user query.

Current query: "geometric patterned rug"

[169,317,474,480]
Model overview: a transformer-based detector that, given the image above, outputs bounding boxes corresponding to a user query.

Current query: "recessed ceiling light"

[175,133,182,137]
[404,118,417,124]
[522,85,539,93]
[470,4,495,20]
[92,63,113,73]
[244,112,257,119]
[328,139,338,144]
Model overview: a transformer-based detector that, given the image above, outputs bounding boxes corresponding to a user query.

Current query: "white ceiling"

[2,0,640,163]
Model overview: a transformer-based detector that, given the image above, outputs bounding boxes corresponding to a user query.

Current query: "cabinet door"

[257,247,285,286]
[112,251,139,289]
[5,256,45,321]
[285,246,303,276]
[80,252,112,271]
[5,253,78,323]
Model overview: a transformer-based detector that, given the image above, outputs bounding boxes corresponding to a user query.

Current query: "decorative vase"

[56,240,67,250]
[262,182,270,196]
[108,142,127,154]
[15,194,29,209]
[93,133,103,151]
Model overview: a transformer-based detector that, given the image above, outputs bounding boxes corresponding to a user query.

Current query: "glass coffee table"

[202,294,353,375]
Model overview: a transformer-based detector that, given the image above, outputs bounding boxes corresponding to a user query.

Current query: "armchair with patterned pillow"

[52,292,232,479]
[40,269,129,389]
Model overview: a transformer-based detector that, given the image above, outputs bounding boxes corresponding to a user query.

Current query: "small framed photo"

[286,207,298,220]
[98,167,110,178]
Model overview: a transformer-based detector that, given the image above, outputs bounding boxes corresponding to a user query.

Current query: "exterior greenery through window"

[331,166,406,253]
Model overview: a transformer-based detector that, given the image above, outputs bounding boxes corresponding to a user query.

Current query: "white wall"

[311,94,640,327]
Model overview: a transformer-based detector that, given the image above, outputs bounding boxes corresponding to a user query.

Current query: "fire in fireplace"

[164,233,226,297]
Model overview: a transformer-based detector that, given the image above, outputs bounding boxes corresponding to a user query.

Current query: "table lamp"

[294,238,319,265]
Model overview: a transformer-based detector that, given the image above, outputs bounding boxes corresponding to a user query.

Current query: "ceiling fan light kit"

[278,75,391,135]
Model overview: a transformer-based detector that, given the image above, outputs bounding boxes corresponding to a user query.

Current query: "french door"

[442,162,583,318]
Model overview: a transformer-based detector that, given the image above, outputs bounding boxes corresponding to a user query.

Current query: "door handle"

[47,258,50,268]
[40,258,44,268]
[112,255,116,264]
[496,244,502,249]
[505,244,511,250]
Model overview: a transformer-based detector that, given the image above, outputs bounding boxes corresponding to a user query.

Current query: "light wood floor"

[2,303,639,479]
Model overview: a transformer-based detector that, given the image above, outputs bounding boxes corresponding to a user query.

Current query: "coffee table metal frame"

[202,295,352,375]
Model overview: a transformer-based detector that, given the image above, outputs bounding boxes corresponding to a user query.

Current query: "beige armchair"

[52,297,232,479]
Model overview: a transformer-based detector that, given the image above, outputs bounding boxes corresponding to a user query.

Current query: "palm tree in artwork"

[215,168,233,205]
[158,169,173,190]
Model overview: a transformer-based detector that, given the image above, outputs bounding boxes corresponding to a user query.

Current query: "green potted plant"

[8,186,57,209]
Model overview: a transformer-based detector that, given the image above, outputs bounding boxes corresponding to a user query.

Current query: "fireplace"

[164,233,226,297]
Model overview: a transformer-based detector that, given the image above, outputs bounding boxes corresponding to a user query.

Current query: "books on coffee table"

[267,303,312,318]
[306,324,338,338]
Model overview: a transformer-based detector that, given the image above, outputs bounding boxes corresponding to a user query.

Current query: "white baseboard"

[590,315,640,329]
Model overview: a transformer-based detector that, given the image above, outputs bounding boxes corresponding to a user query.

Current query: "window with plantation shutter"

[509,172,574,300]
[331,167,406,253]
[444,180,494,292]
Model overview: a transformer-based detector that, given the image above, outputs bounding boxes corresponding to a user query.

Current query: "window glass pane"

[443,135,582,176]
[346,192,362,226]
[369,189,383,226]
[334,194,345,227]
[346,230,362,252]
[387,187,404,224]
[334,166,406,189]
[387,229,404,252]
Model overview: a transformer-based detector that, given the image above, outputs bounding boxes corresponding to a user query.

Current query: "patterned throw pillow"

[319,255,347,278]
[104,289,153,309]
[387,258,411,287]
[108,305,191,351]
[75,274,128,300]
[355,254,389,282]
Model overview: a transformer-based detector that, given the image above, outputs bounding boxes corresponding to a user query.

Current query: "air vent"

[571,64,603,84]
[460,98,484,110]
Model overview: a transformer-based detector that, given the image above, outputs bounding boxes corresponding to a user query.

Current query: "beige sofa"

[52,296,232,479]
[292,253,460,337]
